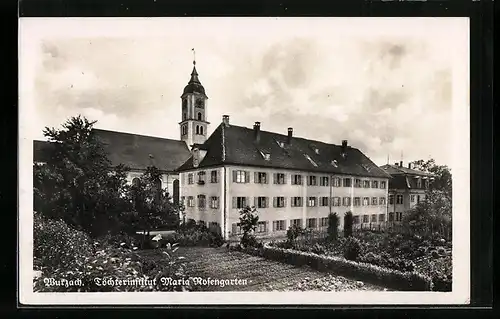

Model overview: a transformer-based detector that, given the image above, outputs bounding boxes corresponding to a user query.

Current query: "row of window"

[181,195,387,209]
[180,124,205,136]
[230,212,404,234]
[185,170,387,189]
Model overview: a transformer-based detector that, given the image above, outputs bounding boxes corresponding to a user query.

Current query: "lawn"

[139,246,390,292]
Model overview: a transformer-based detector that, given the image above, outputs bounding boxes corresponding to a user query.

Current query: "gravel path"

[172,246,389,292]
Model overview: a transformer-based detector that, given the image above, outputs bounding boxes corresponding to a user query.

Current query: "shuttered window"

[232,170,250,183]
[273,173,286,184]
[232,197,249,209]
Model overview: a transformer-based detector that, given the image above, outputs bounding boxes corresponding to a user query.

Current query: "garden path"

[175,246,390,292]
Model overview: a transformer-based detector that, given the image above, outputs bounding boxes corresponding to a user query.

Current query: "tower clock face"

[195,97,204,109]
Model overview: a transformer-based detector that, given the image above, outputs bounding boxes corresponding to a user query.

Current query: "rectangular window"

[273,196,286,208]
[306,218,317,229]
[187,196,194,207]
[273,220,285,231]
[379,197,386,205]
[188,173,194,185]
[371,214,377,222]
[396,212,403,222]
[380,181,387,189]
[417,195,421,203]
[363,180,370,188]
[180,196,185,205]
[378,213,385,222]
[355,179,362,188]
[343,178,352,187]
[231,223,242,235]
[307,175,317,186]
[363,214,369,223]
[416,178,422,188]
[292,174,303,185]
[320,217,329,227]
[425,179,430,189]
[233,170,249,183]
[411,195,415,202]
[291,219,302,228]
[210,170,218,183]
[372,197,378,205]
[320,197,329,207]
[389,195,394,205]
[396,195,403,204]
[363,197,370,206]
[388,212,395,221]
[257,221,267,233]
[197,171,206,183]
[197,195,206,208]
[291,197,303,207]
[210,196,219,209]
[372,180,379,188]
[353,215,360,224]
[320,176,329,186]
[254,172,268,184]
[333,197,341,206]
[233,196,248,209]
[274,173,286,184]
[354,197,361,206]
[343,197,351,206]
[256,196,268,208]
[332,177,341,187]
[307,197,317,207]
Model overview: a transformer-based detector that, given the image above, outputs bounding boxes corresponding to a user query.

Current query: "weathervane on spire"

[191,48,196,65]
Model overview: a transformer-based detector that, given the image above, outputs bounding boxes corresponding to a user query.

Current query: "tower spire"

[189,48,200,84]
[192,48,196,65]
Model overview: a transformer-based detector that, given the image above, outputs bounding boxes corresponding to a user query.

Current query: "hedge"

[241,243,433,291]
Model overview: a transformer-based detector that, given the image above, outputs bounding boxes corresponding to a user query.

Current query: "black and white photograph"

[19,17,470,305]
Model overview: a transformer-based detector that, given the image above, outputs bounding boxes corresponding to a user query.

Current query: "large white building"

[34,60,396,239]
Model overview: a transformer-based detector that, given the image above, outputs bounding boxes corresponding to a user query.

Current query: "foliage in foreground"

[238,206,259,248]
[33,211,190,292]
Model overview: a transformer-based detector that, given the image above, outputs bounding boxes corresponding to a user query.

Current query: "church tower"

[179,53,209,148]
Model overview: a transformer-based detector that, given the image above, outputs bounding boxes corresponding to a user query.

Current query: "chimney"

[287,127,293,144]
[394,162,399,167]
[400,160,403,167]
[408,163,412,169]
[253,121,261,142]
[222,115,230,127]
[341,140,348,156]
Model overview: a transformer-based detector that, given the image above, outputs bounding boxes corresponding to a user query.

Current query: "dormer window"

[314,148,320,154]
[361,164,371,172]
[304,154,318,167]
[259,151,271,161]
[331,160,338,167]
[309,144,320,154]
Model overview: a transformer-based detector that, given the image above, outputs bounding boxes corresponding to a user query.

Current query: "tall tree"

[33,115,132,237]
[410,159,452,200]
[130,166,180,239]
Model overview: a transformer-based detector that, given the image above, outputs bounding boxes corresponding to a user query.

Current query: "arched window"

[196,125,200,134]
[197,112,202,121]
[154,178,162,202]
[200,126,204,135]
[132,178,140,187]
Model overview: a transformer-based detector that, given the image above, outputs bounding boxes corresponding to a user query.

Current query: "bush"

[343,237,362,261]
[311,243,326,255]
[327,213,339,241]
[240,233,258,248]
[286,224,303,244]
[33,212,190,292]
[99,231,141,249]
[33,211,94,272]
[343,211,353,237]
[170,227,224,247]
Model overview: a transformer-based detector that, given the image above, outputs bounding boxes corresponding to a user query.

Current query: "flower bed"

[247,243,432,291]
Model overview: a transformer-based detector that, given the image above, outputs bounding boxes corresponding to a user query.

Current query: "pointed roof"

[176,122,391,179]
[182,61,207,98]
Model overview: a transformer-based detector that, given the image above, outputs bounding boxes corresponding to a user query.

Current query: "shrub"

[343,211,353,237]
[311,243,326,255]
[33,211,94,272]
[239,206,259,248]
[286,224,303,244]
[343,237,362,261]
[430,250,439,259]
[327,213,339,241]
[99,231,140,249]
[437,247,446,256]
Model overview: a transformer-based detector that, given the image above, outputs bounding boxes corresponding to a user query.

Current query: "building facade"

[178,117,392,240]
[380,162,435,224]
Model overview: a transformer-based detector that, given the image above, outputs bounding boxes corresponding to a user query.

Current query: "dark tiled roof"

[33,129,191,172]
[380,164,434,176]
[177,123,391,178]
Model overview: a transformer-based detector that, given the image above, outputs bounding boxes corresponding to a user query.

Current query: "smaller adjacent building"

[380,162,435,224]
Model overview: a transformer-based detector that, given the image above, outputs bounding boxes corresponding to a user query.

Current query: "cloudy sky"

[20,18,469,166]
